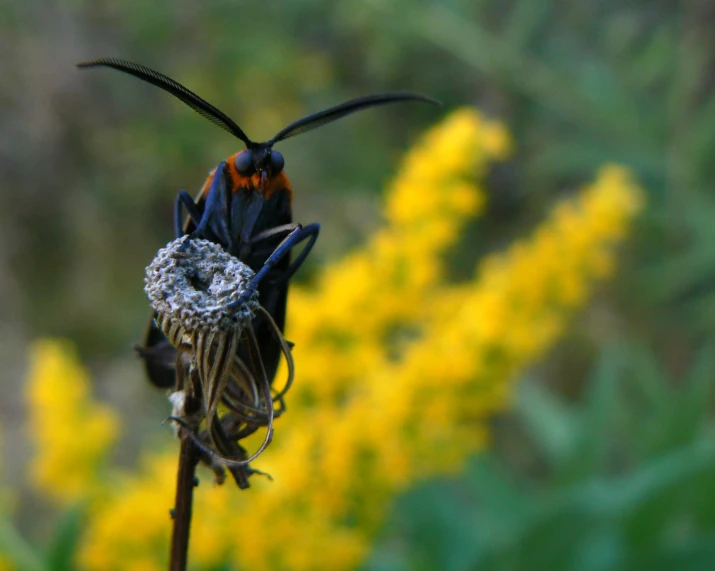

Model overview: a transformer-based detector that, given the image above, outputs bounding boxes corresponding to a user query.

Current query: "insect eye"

[270,150,284,173]
[234,151,253,175]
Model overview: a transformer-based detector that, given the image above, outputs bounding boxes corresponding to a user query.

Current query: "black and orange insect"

[77,58,439,392]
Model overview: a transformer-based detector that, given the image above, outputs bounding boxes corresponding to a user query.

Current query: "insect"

[78,58,440,392]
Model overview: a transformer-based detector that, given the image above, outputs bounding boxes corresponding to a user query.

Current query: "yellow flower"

[222,152,644,571]
[78,450,240,571]
[25,340,119,505]
[75,110,644,570]
[78,453,173,570]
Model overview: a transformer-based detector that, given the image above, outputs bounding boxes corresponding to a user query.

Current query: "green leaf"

[673,345,715,444]
[0,517,45,571]
[45,506,84,571]
[515,379,577,463]
[553,344,623,484]
[463,456,531,544]
[530,138,662,182]
[503,0,554,51]
[364,476,482,571]
[625,26,676,92]
[621,536,715,571]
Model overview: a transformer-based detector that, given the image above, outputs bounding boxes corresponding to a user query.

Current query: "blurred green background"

[2,0,715,569]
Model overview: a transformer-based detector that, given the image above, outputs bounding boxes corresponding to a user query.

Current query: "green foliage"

[0,516,44,571]
[367,343,715,570]
[46,507,84,571]
[0,505,85,571]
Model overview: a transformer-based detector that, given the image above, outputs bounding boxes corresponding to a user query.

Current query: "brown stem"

[169,430,200,571]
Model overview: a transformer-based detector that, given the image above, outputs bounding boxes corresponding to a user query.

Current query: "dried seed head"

[143,236,293,484]
[145,236,260,427]
[144,236,259,333]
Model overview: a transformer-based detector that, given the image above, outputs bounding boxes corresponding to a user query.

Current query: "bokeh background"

[2,1,715,570]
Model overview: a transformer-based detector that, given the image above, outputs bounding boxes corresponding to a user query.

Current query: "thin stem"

[169,430,200,571]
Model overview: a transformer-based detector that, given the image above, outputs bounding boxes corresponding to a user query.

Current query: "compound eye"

[234,151,254,175]
[270,150,284,173]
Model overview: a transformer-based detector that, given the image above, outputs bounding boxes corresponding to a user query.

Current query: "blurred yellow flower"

[25,340,119,505]
[78,453,173,570]
[67,109,643,570]
[219,164,643,571]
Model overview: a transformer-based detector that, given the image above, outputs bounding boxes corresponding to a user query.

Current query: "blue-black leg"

[228,225,306,309]
[248,223,320,283]
[270,223,320,286]
[192,161,229,242]
[174,190,203,238]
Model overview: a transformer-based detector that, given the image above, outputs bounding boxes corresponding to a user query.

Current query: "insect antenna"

[269,92,441,144]
[77,58,252,145]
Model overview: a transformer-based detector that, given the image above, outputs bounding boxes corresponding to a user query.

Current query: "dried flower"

[144,236,294,487]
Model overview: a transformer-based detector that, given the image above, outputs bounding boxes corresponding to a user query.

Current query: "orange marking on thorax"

[199,168,216,198]
[224,152,293,202]
[198,153,294,204]
[264,171,293,201]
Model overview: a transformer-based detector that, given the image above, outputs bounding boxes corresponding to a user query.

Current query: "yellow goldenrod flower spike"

[75,111,643,571]
[25,339,119,505]
[285,109,508,402]
[216,166,644,571]
[78,450,240,570]
[78,453,174,570]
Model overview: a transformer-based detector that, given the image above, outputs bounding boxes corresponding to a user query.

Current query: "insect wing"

[136,313,182,389]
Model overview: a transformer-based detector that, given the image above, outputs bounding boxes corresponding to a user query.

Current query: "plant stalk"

[169,430,200,571]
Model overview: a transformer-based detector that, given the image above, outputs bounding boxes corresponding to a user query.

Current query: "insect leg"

[268,223,320,286]
[191,161,229,241]
[228,225,306,309]
[248,223,320,285]
[174,190,203,239]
